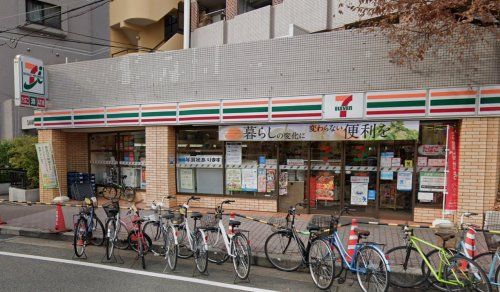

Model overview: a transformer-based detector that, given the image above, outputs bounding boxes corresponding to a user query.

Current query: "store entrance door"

[278,142,309,213]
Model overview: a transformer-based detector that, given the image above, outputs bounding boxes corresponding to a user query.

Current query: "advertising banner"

[35,143,58,189]
[445,125,459,212]
[220,121,419,141]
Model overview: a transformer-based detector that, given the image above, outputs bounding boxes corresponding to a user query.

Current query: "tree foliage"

[341,0,499,65]
[0,140,13,168]
[9,136,39,189]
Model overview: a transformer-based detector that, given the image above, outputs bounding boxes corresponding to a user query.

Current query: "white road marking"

[0,251,276,292]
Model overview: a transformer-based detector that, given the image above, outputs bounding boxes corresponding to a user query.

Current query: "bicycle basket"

[201,214,218,229]
[171,210,184,225]
[269,217,289,233]
[103,201,119,217]
[310,215,335,231]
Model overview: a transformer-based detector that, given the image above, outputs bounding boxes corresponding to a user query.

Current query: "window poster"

[279,171,288,196]
[257,168,267,192]
[266,169,276,192]
[417,157,428,167]
[241,168,258,192]
[226,142,242,165]
[397,171,413,191]
[226,168,242,191]
[141,167,147,189]
[381,152,394,168]
[180,169,194,190]
[351,176,369,205]
[419,171,445,192]
[315,173,335,200]
[380,171,393,180]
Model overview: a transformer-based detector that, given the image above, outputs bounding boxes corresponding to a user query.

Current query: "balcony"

[110,0,179,27]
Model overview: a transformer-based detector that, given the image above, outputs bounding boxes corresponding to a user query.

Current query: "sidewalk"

[0,202,490,257]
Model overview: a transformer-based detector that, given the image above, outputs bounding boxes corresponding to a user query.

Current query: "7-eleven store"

[35,85,500,225]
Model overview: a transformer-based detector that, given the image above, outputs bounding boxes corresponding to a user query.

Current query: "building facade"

[0,0,109,139]
[33,24,500,225]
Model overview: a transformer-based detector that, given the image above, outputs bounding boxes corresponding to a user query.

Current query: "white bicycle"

[205,200,252,280]
[162,196,209,274]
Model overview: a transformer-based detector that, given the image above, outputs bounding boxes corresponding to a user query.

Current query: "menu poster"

[266,169,276,192]
[397,171,413,191]
[257,168,267,192]
[226,142,242,165]
[241,168,258,192]
[226,168,242,191]
[279,171,288,196]
[315,174,335,200]
[180,169,194,190]
[417,157,428,167]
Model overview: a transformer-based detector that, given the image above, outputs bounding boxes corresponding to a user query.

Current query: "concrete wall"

[45,29,499,110]
[227,5,271,44]
[0,0,109,139]
[191,21,225,48]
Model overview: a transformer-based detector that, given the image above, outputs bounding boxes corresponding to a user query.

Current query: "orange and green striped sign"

[178,102,220,123]
[429,88,477,116]
[42,110,72,127]
[106,105,140,125]
[73,107,105,127]
[141,103,177,124]
[366,90,426,117]
[271,96,322,120]
[34,111,42,127]
[222,98,268,122]
[479,86,500,115]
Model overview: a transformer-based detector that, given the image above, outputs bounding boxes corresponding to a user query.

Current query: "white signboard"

[179,169,194,190]
[22,115,36,130]
[14,55,47,108]
[35,143,58,189]
[178,155,222,164]
[323,93,364,119]
[226,142,242,165]
[397,171,413,191]
[241,168,258,192]
[419,171,445,192]
[351,182,368,206]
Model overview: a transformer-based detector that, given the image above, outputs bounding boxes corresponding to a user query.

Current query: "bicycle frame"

[486,248,500,286]
[409,235,463,287]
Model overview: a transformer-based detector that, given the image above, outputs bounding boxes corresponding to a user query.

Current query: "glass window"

[90,131,146,189]
[176,127,223,194]
[26,0,62,30]
[310,142,342,211]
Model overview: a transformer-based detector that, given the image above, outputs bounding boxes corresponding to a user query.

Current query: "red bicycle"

[126,204,151,269]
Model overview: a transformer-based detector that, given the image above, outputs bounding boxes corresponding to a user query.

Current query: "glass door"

[344,142,378,218]
[309,142,342,213]
[278,142,309,213]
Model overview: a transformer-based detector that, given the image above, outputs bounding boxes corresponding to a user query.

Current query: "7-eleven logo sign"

[324,93,363,119]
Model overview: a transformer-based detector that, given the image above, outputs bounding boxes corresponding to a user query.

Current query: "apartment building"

[0,0,109,139]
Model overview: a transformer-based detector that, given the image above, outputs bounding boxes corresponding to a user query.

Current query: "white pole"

[442,125,450,219]
[183,0,190,49]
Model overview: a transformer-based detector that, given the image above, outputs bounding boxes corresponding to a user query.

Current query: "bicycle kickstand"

[100,251,124,264]
[72,250,88,260]
[191,265,210,277]
[337,268,348,285]
[233,274,250,285]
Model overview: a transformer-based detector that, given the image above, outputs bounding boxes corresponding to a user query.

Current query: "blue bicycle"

[323,207,391,292]
[473,233,500,291]
[73,197,105,257]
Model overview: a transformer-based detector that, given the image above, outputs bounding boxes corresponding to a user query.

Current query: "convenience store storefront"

[34,86,500,223]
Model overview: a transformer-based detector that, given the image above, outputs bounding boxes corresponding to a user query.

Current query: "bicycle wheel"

[232,233,252,280]
[308,238,335,290]
[73,218,87,258]
[128,230,152,252]
[114,221,129,250]
[386,245,428,288]
[355,245,389,292]
[177,225,194,259]
[206,228,229,264]
[123,187,135,202]
[90,216,105,246]
[494,264,500,292]
[138,235,146,270]
[103,186,117,200]
[264,230,302,271]
[423,249,458,291]
[164,226,178,271]
[443,255,492,292]
[475,252,498,277]
[143,221,164,255]
[194,230,208,274]
[106,218,116,260]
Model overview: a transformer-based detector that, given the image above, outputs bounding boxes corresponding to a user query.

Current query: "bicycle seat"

[162,212,174,220]
[355,229,370,238]
[307,223,321,232]
[190,212,203,219]
[435,232,455,242]
[229,220,241,227]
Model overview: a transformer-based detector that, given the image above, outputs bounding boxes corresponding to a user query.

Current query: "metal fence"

[0,168,27,189]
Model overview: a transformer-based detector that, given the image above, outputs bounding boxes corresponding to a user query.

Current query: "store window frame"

[89,130,146,190]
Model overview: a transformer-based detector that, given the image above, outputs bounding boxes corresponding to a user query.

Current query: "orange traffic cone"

[347,218,358,263]
[54,203,68,232]
[460,227,476,270]
[229,212,235,235]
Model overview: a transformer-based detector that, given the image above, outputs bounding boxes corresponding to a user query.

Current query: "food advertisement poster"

[257,168,267,192]
[266,169,276,192]
[279,171,288,196]
[315,173,335,200]
[241,168,258,192]
[226,168,242,191]
[220,121,419,141]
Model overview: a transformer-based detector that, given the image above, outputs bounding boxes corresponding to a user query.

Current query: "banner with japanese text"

[445,125,459,212]
[219,121,419,141]
[35,143,58,189]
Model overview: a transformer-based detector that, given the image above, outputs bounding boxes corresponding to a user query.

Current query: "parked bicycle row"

[72,196,500,291]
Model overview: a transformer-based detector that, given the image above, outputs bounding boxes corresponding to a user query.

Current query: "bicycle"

[73,197,105,258]
[142,197,172,256]
[203,200,252,280]
[264,202,336,290]
[102,199,122,260]
[161,196,209,274]
[473,228,500,291]
[386,224,491,291]
[100,175,135,202]
[126,203,152,269]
